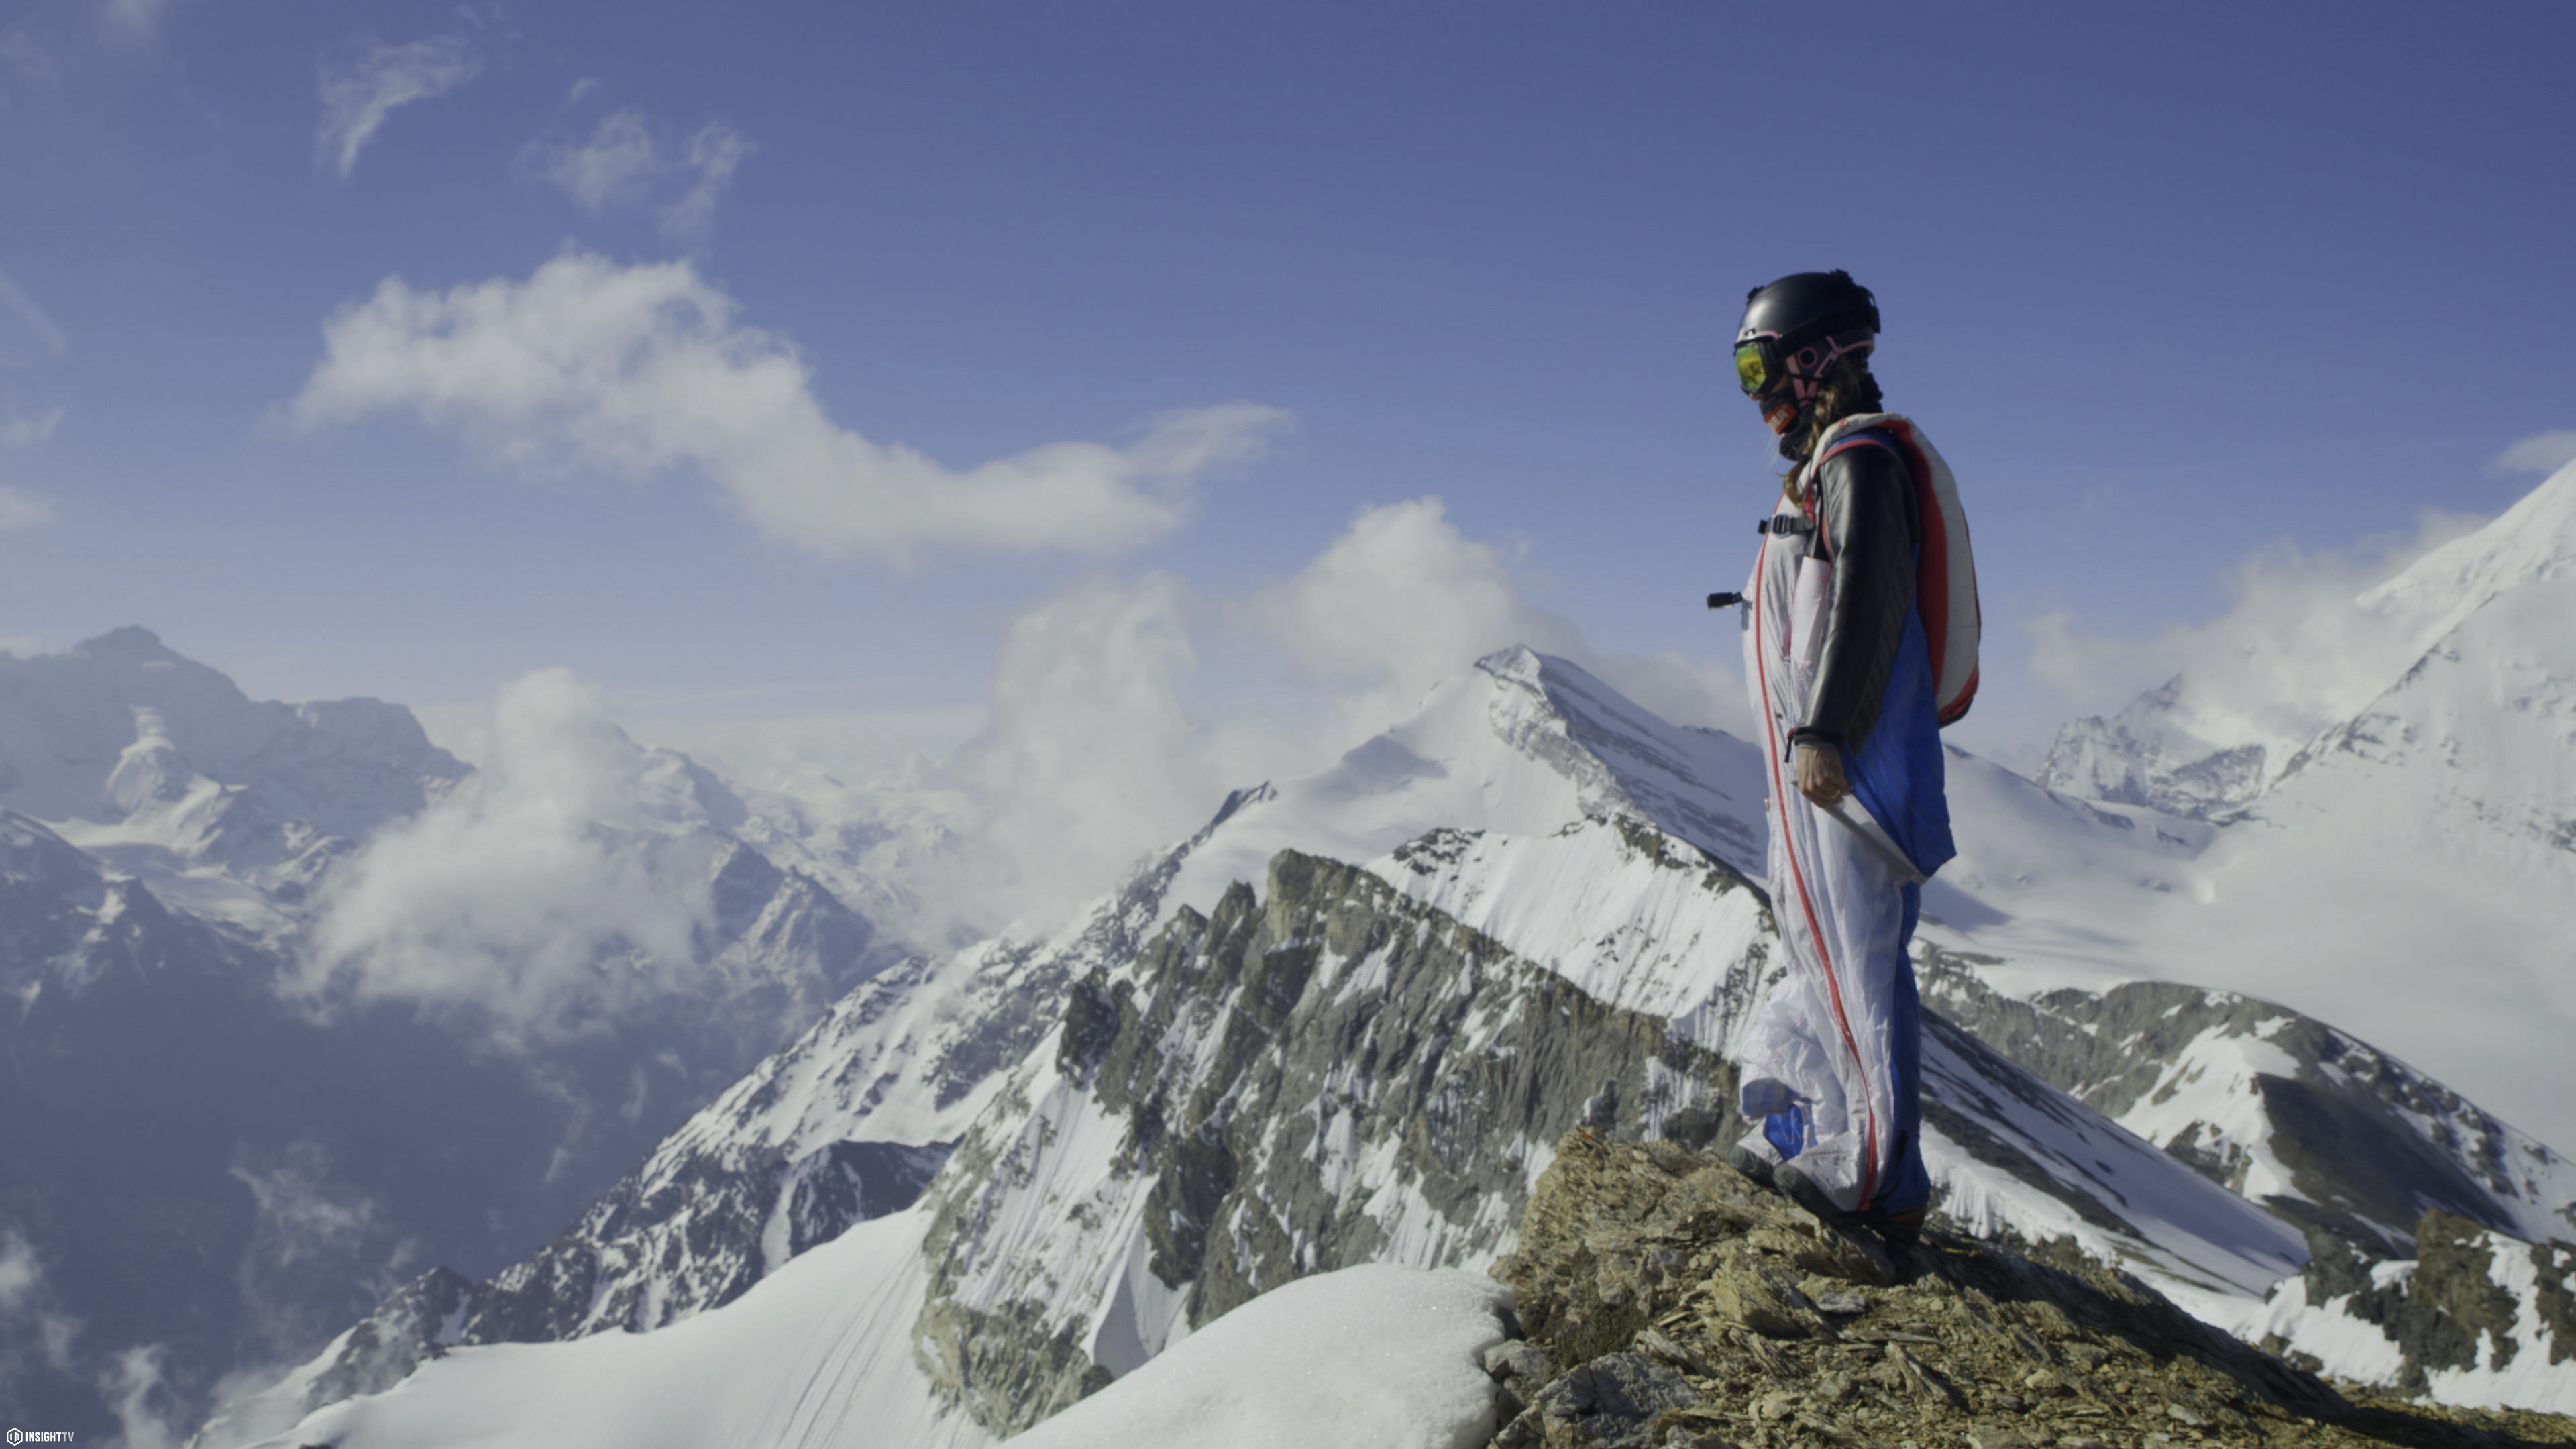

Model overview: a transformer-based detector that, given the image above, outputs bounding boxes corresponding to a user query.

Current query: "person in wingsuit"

[1723,270,1979,1245]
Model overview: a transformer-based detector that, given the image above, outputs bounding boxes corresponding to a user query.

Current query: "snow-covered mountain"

[234,645,2576,1446]
[0,627,467,933]
[2020,462,2576,1165]
[0,632,900,1440]
[2033,461,2576,827]
[1953,464,2576,1213]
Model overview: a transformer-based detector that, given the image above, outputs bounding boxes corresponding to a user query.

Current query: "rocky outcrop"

[912,848,1751,1436]
[2256,1210,2576,1410]
[208,1136,952,1440]
[1485,1131,2576,1448]
[903,815,2316,1439]
[468,1134,951,1342]
[1920,946,2576,1256]
[300,1267,478,1409]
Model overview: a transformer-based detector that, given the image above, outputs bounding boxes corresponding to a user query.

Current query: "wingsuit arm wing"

[1796,443,1921,753]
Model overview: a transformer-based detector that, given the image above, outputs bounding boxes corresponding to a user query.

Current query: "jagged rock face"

[466,1136,952,1344]
[2257,1210,2576,1411]
[1921,949,2575,1256]
[301,1267,478,1409]
[222,1140,954,1440]
[205,807,1236,1444]
[911,849,1750,1437]
[1487,1131,2572,1449]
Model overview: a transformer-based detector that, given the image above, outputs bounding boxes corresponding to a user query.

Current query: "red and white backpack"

[1795,412,1982,727]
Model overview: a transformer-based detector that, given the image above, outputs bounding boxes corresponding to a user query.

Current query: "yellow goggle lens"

[1734,341,1769,395]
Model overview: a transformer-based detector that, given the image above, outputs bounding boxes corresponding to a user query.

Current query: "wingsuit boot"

[1774,1163,1925,1248]
[1725,1143,1777,1189]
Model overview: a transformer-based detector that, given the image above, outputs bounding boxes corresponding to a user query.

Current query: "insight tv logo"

[9,1430,77,1443]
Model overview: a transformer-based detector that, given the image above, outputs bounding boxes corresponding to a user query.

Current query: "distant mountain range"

[227,527,2576,1446]
[10,464,2576,1444]
[0,630,898,1436]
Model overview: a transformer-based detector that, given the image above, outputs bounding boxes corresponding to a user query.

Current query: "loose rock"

[1484,1130,2576,1449]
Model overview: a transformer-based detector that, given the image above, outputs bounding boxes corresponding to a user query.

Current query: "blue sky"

[1,0,2570,771]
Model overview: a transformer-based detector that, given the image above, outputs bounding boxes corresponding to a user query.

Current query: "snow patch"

[1010,1264,1510,1449]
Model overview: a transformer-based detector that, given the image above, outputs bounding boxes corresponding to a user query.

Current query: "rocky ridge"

[197,790,1254,1445]
[1484,1130,2576,1449]
[2251,1212,2576,1413]
[1919,949,2576,1258]
[902,800,2312,1438]
[909,844,1755,1436]
[219,645,2576,1443]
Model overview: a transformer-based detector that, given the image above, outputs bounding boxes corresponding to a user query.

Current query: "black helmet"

[1733,270,1879,401]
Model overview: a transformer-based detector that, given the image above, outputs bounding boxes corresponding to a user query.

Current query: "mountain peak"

[1474,643,1546,684]
[71,625,182,664]
[2359,457,2576,622]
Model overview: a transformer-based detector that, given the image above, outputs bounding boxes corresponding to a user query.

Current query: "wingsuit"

[1726,272,1964,1232]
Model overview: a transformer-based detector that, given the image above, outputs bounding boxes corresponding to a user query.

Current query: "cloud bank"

[911,496,1752,932]
[315,34,480,180]
[290,251,1288,559]
[2023,506,2492,749]
[297,669,722,1044]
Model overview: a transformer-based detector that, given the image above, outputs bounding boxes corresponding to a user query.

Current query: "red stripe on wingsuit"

[1749,522,1882,1210]
[1892,421,1981,725]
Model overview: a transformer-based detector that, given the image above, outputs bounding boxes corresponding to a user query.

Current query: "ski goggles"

[1734,330,1874,397]
[1733,337,1780,396]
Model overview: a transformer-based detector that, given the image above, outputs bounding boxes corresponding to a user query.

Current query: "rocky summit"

[1483,1131,2576,1449]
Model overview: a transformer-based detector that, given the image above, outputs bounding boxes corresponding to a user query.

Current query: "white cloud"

[1241,497,1751,745]
[0,1225,83,1421]
[1,406,62,447]
[103,1344,184,1449]
[222,1142,419,1385]
[2023,508,2491,743]
[622,704,985,797]
[2496,429,2576,476]
[931,571,1230,925]
[898,498,1749,933]
[290,250,1289,559]
[0,262,69,365]
[296,669,723,1045]
[0,28,53,112]
[529,108,660,213]
[1246,498,1586,698]
[663,122,751,248]
[0,485,55,529]
[101,0,170,42]
[315,34,480,180]
[0,1229,38,1314]
[525,109,753,248]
